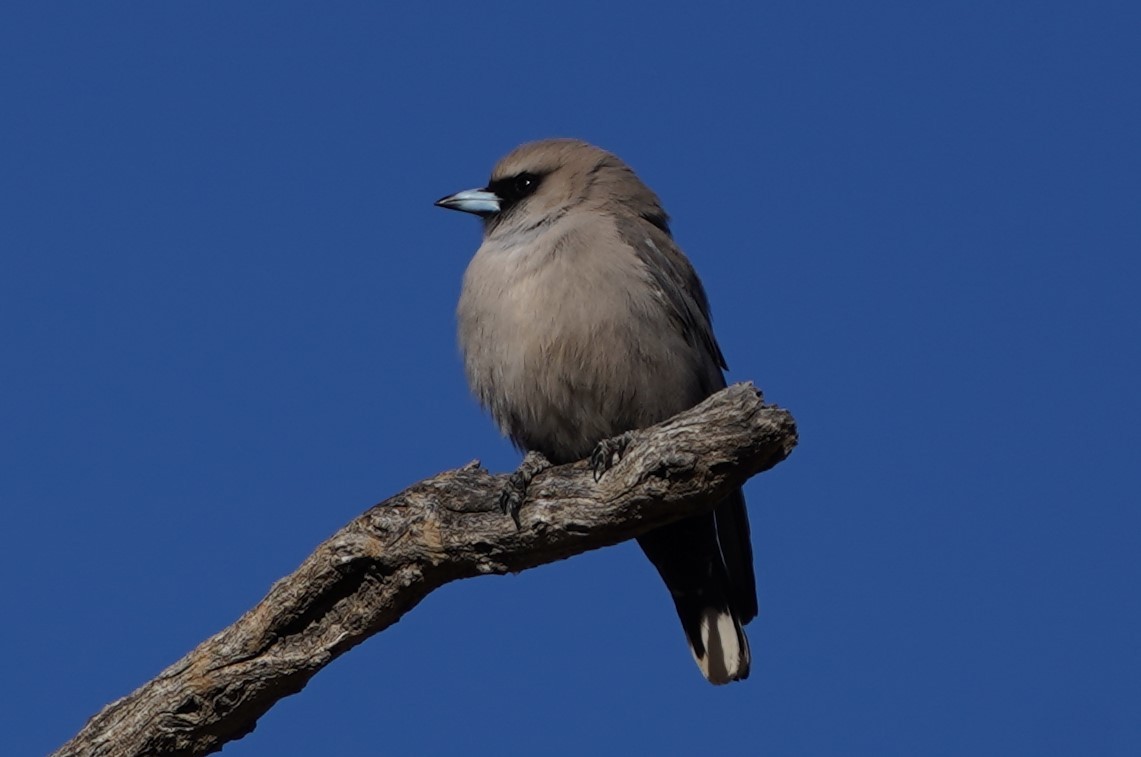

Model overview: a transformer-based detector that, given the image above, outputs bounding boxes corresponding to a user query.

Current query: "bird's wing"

[616,215,757,623]
[616,216,729,383]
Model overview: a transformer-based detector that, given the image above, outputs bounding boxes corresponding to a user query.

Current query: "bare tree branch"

[53,383,797,757]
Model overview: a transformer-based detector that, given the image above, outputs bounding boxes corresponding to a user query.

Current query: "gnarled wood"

[53,382,797,757]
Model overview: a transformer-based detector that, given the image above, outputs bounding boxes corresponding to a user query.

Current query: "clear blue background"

[4,3,1139,755]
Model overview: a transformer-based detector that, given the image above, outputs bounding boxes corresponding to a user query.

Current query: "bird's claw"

[498,486,524,529]
[499,451,552,529]
[590,431,635,482]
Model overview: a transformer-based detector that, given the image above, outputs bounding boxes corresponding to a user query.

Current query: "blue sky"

[3,2,1139,755]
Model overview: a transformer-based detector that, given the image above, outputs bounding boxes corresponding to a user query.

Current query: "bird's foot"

[590,431,636,482]
[499,451,552,529]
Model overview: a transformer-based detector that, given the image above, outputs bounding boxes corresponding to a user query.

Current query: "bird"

[435,139,757,684]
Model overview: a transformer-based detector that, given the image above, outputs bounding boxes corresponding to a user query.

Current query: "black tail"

[637,490,756,684]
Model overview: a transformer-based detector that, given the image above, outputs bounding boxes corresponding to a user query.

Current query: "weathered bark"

[53,383,797,757]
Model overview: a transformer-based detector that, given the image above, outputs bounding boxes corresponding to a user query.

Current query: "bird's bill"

[434,188,501,216]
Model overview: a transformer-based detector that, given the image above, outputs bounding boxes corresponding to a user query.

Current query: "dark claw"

[590,431,635,482]
[498,451,552,529]
[499,477,525,528]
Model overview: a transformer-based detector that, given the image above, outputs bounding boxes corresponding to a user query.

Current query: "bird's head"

[435,139,670,239]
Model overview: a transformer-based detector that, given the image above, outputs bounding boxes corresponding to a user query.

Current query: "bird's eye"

[513,174,536,197]
[489,172,542,206]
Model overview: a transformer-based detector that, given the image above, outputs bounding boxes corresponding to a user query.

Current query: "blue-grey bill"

[435,188,501,215]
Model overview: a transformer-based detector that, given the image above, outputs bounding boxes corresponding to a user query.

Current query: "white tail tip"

[688,607,751,685]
